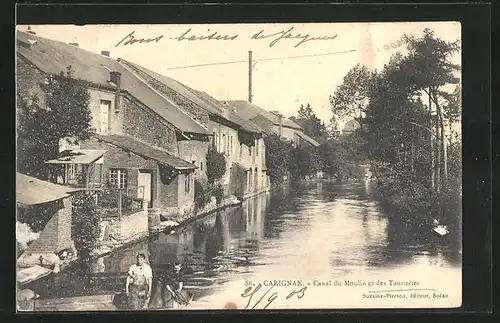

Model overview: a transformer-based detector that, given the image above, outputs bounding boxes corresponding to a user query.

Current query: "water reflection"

[27,180,461,304]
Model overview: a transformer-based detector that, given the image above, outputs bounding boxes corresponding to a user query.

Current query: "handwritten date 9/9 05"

[240,283,307,309]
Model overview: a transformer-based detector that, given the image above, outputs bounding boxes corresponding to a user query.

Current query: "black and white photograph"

[15,22,462,311]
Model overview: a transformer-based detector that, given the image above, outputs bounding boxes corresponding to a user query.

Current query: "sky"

[18,22,461,124]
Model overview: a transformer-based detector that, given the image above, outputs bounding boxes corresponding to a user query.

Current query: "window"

[109,169,127,188]
[99,100,111,134]
[192,161,196,174]
[66,164,77,184]
[67,164,76,180]
[249,146,251,156]
[184,173,191,192]
[256,139,259,156]
[240,144,243,158]
[200,162,203,171]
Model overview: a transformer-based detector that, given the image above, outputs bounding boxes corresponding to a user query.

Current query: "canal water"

[28,181,462,309]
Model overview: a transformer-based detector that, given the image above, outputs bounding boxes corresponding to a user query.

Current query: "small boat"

[431,219,449,236]
[433,225,449,236]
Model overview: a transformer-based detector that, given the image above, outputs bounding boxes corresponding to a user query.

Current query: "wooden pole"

[248,51,253,102]
[118,189,122,219]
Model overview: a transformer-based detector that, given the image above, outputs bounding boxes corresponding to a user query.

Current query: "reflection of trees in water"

[264,183,301,239]
[204,215,225,260]
[365,216,461,268]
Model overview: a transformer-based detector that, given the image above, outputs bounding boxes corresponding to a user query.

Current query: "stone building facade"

[16,30,207,226]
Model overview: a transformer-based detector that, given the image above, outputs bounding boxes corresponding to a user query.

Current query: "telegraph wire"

[166,49,356,70]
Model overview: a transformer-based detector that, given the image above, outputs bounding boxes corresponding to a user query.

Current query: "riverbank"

[17,188,271,290]
[20,180,462,311]
[94,187,273,257]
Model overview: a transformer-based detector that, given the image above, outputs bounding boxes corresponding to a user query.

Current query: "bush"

[72,192,100,259]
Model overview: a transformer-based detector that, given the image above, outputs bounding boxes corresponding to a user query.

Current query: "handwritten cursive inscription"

[115,27,337,48]
[115,31,164,47]
[171,28,238,42]
[251,27,338,48]
[240,283,307,309]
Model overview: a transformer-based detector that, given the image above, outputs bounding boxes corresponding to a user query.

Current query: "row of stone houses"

[16,29,322,262]
[227,100,320,148]
[16,30,272,226]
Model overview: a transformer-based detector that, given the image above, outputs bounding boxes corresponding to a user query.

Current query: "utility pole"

[248,50,253,102]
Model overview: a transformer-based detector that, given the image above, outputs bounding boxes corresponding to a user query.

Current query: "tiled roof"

[93,135,196,170]
[46,149,107,164]
[296,131,320,147]
[16,30,208,135]
[118,59,264,134]
[224,100,303,130]
[196,92,265,134]
[119,59,224,116]
[16,173,77,205]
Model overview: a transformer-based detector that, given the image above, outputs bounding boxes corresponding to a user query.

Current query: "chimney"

[101,50,110,57]
[110,71,121,114]
[26,26,36,35]
[69,43,79,47]
[110,71,121,88]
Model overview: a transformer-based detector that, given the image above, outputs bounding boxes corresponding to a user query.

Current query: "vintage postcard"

[16,22,462,311]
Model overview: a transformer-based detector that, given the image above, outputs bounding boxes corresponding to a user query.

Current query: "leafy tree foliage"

[318,133,366,181]
[289,103,328,142]
[206,147,227,184]
[264,134,294,185]
[71,192,100,259]
[289,145,322,180]
[17,66,92,179]
[194,179,212,209]
[330,63,374,123]
[331,29,461,228]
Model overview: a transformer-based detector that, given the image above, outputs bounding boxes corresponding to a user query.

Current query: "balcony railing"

[76,186,146,219]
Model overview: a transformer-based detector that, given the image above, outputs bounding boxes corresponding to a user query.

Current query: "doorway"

[138,170,153,208]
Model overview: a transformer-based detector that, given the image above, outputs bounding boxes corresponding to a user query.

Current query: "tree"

[290,103,328,142]
[318,133,366,182]
[289,145,321,180]
[330,63,374,124]
[264,134,294,185]
[17,66,92,179]
[206,147,227,185]
[402,28,460,191]
[330,29,461,228]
